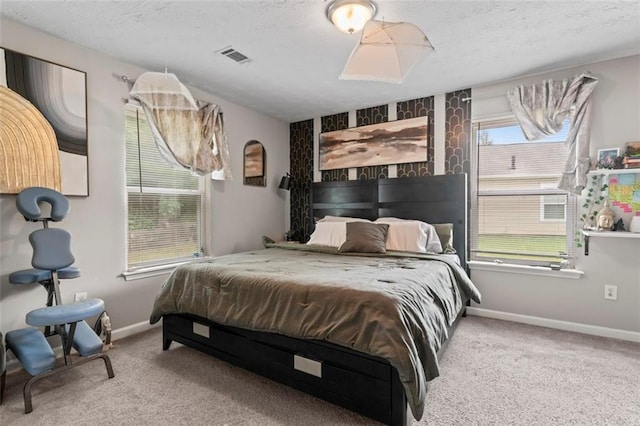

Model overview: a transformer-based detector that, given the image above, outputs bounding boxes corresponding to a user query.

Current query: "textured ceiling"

[2,1,639,122]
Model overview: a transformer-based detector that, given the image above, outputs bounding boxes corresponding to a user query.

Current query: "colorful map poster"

[609,173,640,214]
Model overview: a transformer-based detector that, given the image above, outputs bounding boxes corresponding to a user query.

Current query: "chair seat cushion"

[5,328,56,376]
[26,298,105,327]
[65,320,104,357]
[9,267,80,285]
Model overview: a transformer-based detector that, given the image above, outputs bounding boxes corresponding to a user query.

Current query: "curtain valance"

[507,72,598,195]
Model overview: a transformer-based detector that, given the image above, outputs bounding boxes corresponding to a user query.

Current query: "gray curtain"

[506,72,598,195]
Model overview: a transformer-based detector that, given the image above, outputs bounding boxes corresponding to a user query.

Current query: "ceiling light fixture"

[340,20,434,84]
[326,0,377,34]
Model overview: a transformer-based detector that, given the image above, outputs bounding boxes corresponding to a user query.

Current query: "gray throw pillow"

[432,223,456,253]
[338,222,389,254]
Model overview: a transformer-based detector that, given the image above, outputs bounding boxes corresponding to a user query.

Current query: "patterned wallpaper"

[445,89,472,175]
[289,119,314,242]
[288,90,471,241]
[397,97,434,177]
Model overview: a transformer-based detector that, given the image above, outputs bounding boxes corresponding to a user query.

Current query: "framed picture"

[243,140,266,186]
[1,48,88,196]
[596,148,619,169]
[319,116,428,170]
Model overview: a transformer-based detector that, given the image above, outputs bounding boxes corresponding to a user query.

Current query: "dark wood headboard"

[311,174,469,270]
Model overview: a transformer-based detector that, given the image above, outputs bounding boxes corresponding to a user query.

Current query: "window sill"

[468,261,584,279]
[122,258,210,281]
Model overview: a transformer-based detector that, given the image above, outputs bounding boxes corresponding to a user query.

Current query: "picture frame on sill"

[596,148,619,169]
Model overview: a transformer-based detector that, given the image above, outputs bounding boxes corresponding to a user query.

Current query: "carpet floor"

[1,316,638,425]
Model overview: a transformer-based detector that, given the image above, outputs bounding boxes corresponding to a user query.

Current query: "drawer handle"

[192,322,210,338]
[294,354,322,378]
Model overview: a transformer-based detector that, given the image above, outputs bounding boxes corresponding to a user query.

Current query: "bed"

[150,174,480,425]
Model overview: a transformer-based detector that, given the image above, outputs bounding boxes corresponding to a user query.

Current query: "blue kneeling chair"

[10,187,81,335]
[2,187,114,413]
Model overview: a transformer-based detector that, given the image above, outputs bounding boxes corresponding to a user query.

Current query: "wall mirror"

[243,140,266,187]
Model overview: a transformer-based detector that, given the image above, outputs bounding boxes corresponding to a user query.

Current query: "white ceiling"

[2,1,639,122]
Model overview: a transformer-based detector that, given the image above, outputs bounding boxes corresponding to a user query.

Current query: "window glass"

[125,105,204,270]
[471,118,574,265]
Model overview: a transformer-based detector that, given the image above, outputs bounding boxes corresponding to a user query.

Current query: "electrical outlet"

[74,292,88,302]
[604,285,617,301]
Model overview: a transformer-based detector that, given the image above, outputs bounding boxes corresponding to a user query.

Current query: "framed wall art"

[596,147,619,169]
[243,140,266,186]
[1,48,88,196]
[319,116,428,170]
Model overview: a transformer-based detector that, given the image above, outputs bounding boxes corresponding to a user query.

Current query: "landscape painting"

[244,141,264,178]
[319,116,428,170]
[1,48,88,196]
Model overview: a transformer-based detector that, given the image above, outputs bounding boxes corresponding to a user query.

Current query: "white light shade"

[340,20,433,83]
[327,0,376,34]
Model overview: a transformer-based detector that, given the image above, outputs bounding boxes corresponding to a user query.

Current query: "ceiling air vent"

[218,46,250,64]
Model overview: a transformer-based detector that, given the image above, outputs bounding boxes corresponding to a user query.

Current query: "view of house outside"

[473,120,571,263]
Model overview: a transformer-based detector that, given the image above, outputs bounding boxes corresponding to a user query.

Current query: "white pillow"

[307,222,347,247]
[317,215,371,223]
[376,217,410,222]
[374,218,443,253]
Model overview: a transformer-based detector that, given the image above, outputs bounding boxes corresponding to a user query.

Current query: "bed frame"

[162,174,469,425]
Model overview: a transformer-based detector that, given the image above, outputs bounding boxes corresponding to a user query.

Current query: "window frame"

[470,115,576,267]
[123,104,209,278]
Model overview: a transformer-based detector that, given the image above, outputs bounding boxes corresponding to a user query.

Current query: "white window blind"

[125,105,205,271]
[471,117,575,265]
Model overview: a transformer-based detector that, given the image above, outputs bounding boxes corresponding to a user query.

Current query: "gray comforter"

[149,242,481,420]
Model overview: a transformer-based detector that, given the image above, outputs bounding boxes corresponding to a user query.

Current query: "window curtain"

[506,72,598,195]
[129,72,232,180]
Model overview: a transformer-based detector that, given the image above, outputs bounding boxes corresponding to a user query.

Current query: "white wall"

[0,18,289,334]
[470,55,640,336]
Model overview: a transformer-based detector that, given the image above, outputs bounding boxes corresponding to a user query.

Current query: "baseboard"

[4,320,161,374]
[467,307,640,343]
[111,319,161,341]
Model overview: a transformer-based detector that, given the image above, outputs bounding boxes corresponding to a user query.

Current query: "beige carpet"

[1,316,639,425]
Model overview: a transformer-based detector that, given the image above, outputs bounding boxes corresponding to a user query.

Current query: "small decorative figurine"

[614,218,625,231]
[613,156,624,169]
[596,201,616,231]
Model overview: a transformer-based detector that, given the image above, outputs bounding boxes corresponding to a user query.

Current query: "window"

[471,117,574,266]
[125,105,207,272]
[540,183,566,221]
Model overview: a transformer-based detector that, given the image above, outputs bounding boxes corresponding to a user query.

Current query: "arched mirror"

[243,140,266,187]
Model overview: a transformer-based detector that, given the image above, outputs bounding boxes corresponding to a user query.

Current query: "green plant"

[159,198,181,217]
[575,174,608,247]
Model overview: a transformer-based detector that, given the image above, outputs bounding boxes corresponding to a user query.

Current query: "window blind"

[125,105,203,270]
